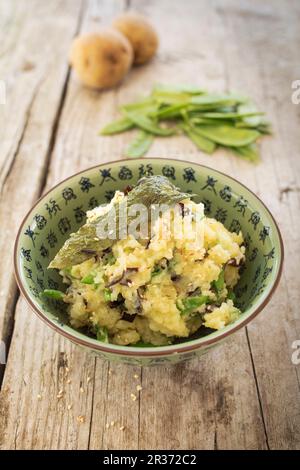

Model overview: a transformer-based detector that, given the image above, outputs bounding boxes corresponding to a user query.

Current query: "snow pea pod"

[190,117,234,126]
[153,83,206,95]
[257,122,272,135]
[237,103,262,127]
[235,119,272,134]
[124,110,175,136]
[151,86,202,105]
[122,100,158,116]
[151,103,187,119]
[200,111,264,120]
[125,130,154,158]
[99,85,270,163]
[100,117,134,135]
[152,92,190,105]
[179,122,216,154]
[194,124,260,147]
[190,93,246,107]
[122,96,155,110]
[230,144,260,163]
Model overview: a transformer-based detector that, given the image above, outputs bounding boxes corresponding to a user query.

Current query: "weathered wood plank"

[0,0,131,450]
[2,0,267,450]
[0,0,83,380]
[126,0,267,451]
[0,296,103,449]
[213,0,300,449]
[48,0,266,450]
[1,0,299,450]
[139,335,266,450]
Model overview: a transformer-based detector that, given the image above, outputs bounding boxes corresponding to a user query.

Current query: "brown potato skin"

[112,13,158,65]
[69,29,133,90]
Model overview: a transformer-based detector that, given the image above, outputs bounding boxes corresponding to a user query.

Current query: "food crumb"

[80,387,84,393]
[136,385,142,392]
[105,423,110,429]
[77,415,85,424]
[87,376,91,384]
[133,374,139,379]
[37,394,42,400]
[66,379,71,384]
[21,60,35,72]
[130,393,137,401]
[67,404,72,410]
[110,420,115,426]
[119,426,125,431]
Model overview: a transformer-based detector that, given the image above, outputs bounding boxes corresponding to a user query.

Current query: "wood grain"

[216,0,300,448]
[0,0,83,380]
[0,0,299,450]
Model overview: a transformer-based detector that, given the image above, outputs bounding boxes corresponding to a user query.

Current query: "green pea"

[81,274,95,284]
[212,269,225,294]
[177,295,209,316]
[103,288,112,302]
[42,289,65,300]
[96,326,109,343]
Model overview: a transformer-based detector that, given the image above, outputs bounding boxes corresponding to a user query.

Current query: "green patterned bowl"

[14,158,283,365]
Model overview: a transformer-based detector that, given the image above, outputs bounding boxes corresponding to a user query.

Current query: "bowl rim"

[14,157,284,357]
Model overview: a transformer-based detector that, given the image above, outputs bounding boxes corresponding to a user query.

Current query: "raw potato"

[69,29,133,89]
[112,13,158,65]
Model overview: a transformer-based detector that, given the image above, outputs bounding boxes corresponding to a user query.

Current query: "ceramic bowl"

[14,158,283,365]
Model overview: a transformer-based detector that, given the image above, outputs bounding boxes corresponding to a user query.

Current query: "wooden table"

[0,0,299,450]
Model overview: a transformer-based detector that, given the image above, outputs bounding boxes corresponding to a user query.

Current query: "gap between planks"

[245,329,270,449]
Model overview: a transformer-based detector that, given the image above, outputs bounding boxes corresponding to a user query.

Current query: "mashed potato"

[54,184,245,346]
